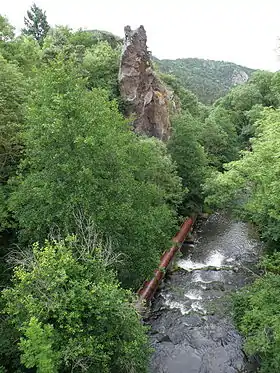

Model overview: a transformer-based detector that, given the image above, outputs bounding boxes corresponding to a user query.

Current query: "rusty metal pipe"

[138,216,194,301]
[173,218,194,243]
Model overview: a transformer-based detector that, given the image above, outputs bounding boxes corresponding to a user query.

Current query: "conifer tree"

[22,3,50,45]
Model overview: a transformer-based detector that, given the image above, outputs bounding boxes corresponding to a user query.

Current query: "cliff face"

[231,69,249,85]
[118,25,171,141]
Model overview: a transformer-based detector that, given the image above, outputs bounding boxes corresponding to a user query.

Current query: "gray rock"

[119,25,172,141]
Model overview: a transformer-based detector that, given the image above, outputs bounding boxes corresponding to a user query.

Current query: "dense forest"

[156,57,256,104]
[1,3,280,373]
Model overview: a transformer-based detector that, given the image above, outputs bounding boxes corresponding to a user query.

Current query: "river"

[148,213,262,373]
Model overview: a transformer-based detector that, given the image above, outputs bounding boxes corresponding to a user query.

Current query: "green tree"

[233,252,280,373]
[158,72,202,117]
[0,296,22,373]
[250,70,279,108]
[0,15,16,63]
[0,56,26,230]
[215,84,263,145]
[0,16,41,76]
[168,111,208,212]
[41,28,122,104]
[0,53,27,373]
[213,72,280,148]
[22,3,50,46]
[9,57,182,288]
[202,106,239,169]
[0,15,14,42]
[82,41,120,97]
[205,108,280,243]
[3,237,150,372]
[10,36,41,76]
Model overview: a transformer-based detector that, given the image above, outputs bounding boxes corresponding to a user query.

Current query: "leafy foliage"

[202,106,239,169]
[0,13,41,77]
[22,3,50,46]
[0,56,26,231]
[201,60,280,373]
[168,112,208,213]
[41,27,122,105]
[0,15,14,42]
[233,253,280,373]
[82,41,121,97]
[3,238,150,373]
[0,296,22,373]
[1,9,264,373]
[9,57,183,288]
[205,108,280,242]
[0,56,26,183]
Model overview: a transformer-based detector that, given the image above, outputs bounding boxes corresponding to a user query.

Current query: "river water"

[148,213,262,373]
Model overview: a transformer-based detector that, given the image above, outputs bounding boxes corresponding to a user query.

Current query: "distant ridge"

[154,57,256,104]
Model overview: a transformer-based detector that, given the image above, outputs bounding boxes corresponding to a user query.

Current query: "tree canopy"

[2,5,280,373]
[3,236,150,373]
[22,3,50,45]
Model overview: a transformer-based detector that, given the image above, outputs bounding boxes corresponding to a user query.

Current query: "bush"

[3,236,150,373]
[233,252,280,373]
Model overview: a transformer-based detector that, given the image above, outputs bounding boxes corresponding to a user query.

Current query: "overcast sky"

[2,0,280,71]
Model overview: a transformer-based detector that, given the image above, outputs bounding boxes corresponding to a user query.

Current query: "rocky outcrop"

[118,25,171,141]
[232,69,249,85]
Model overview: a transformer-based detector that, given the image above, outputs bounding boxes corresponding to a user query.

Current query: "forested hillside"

[155,57,256,104]
[1,3,280,373]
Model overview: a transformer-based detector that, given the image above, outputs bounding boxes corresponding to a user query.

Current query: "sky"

[2,0,280,71]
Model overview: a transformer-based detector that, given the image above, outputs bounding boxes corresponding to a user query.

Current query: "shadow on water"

[148,213,263,373]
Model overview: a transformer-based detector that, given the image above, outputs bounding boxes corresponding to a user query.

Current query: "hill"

[155,57,256,104]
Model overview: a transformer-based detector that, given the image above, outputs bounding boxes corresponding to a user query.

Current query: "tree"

[41,28,123,105]
[250,71,279,108]
[158,72,202,117]
[0,15,41,74]
[202,106,239,169]
[205,108,280,243]
[0,15,14,42]
[3,236,150,372]
[9,36,41,76]
[0,15,16,63]
[233,252,280,373]
[0,56,25,183]
[82,41,120,98]
[0,57,27,372]
[0,56,26,231]
[22,3,50,46]
[9,57,183,288]
[168,111,208,213]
